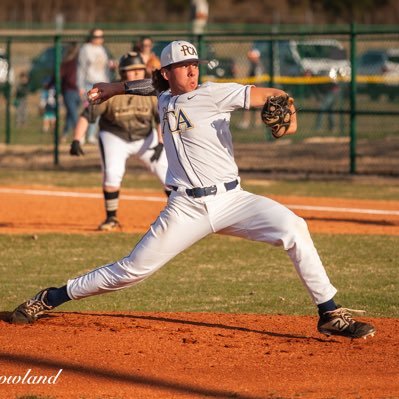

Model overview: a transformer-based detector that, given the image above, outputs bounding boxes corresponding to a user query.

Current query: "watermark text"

[0,369,63,384]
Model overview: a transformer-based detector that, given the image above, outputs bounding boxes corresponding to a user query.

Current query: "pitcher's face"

[162,61,199,95]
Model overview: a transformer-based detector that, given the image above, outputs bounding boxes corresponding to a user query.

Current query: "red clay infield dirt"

[1,185,399,399]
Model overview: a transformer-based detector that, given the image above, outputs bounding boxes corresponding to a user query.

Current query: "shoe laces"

[24,298,51,316]
[325,307,366,320]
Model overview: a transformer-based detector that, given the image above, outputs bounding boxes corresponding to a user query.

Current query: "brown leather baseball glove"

[261,94,295,138]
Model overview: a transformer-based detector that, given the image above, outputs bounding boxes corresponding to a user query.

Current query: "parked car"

[252,39,303,78]
[152,40,236,80]
[252,39,350,96]
[251,39,305,96]
[253,39,351,77]
[295,39,351,78]
[357,48,399,100]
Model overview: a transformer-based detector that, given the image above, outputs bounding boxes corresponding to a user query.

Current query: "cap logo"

[161,40,205,67]
[180,44,197,57]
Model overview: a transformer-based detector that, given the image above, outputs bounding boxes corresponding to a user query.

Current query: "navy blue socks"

[317,299,337,317]
[46,285,71,308]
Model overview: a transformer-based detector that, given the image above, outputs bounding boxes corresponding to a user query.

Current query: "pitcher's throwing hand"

[87,81,124,104]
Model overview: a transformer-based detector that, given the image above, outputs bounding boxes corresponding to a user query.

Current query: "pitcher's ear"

[161,68,169,81]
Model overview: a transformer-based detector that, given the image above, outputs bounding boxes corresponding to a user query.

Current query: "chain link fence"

[0,26,398,175]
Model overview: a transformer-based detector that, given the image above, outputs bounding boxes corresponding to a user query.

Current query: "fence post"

[197,34,206,83]
[268,37,275,87]
[53,34,62,165]
[5,37,11,144]
[349,23,357,174]
[264,36,275,142]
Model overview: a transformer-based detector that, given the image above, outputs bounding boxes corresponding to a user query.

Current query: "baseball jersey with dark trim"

[158,81,251,188]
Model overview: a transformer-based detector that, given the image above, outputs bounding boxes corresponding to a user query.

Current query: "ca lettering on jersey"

[164,108,193,134]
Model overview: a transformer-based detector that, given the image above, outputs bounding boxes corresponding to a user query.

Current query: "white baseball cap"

[160,40,207,68]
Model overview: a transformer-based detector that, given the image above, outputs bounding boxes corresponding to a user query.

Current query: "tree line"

[1,0,397,26]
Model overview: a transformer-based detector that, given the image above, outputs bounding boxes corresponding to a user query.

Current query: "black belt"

[171,179,238,198]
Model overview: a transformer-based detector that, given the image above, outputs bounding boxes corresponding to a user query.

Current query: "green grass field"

[1,233,398,318]
[1,170,398,319]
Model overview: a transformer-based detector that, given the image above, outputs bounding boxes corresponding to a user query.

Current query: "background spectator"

[39,78,56,134]
[77,28,113,143]
[239,48,263,129]
[60,41,81,141]
[13,71,29,127]
[314,78,341,133]
[132,36,161,77]
[190,0,209,34]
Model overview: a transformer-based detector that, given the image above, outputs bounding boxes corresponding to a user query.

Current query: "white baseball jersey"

[159,81,251,188]
[67,81,337,307]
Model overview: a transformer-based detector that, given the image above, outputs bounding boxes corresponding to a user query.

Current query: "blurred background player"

[132,36,161,77]
[77,28,115,144]
[70,51,169,231]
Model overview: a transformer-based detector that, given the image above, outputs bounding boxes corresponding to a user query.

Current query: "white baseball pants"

[67,185,337,305]
[99,129,168,188]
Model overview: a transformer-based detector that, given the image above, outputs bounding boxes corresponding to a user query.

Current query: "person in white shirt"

[77,28,114,143]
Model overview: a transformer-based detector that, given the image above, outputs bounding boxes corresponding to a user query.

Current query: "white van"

[253,38,350,79]
[295,39,351,78]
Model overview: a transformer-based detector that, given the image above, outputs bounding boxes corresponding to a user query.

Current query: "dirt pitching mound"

[1,185,398,398]
[0,311,398,399]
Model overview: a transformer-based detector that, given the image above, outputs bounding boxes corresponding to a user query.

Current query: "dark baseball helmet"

[119,51,146,71]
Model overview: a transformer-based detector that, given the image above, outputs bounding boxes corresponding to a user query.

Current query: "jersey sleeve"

[124,79,157,96]
[208,82,252,112]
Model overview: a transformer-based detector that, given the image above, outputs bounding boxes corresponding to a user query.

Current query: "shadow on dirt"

[0,350,267,399]
[65,311,332,342]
